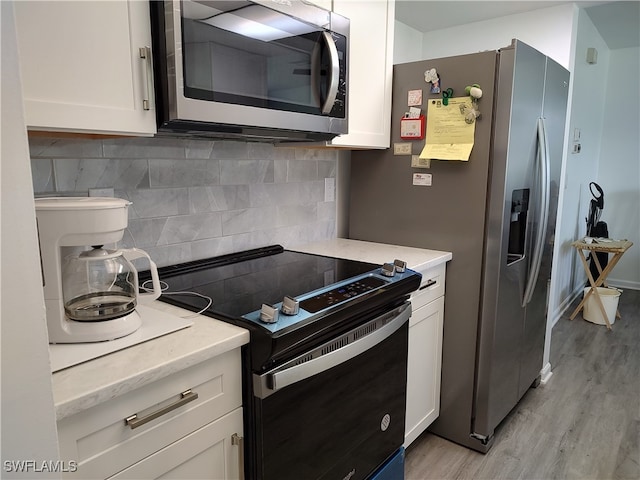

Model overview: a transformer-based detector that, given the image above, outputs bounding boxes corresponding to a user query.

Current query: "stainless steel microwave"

[150,0,349,142]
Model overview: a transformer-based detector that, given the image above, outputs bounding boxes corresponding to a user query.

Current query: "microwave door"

[182,6,328,114]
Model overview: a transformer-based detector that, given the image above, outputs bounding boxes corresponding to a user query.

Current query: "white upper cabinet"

[14,1,156,136]
[330,0,394,149]
[303,0,333,11]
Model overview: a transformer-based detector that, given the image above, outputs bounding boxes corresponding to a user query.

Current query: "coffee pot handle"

[121,248,162,304]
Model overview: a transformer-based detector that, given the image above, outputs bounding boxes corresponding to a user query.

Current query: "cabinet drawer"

[410,263,446,311]
[58,349,242,479]
[108,407,243,480]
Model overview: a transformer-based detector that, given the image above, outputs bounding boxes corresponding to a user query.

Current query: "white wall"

[419,4,576,69]
[596,46,640,289]
[394,20,423,64]
[1,1,61,476]
[551,7,612,327]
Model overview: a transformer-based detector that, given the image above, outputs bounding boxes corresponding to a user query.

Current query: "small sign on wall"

[413,173,432,186]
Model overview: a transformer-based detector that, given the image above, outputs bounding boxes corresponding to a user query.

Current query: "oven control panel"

[300,276,385,313]
[243,267,420,333]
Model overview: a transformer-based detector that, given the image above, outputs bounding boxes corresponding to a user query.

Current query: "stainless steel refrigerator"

[348,40,569,452]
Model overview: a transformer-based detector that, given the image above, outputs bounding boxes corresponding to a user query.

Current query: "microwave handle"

[320,31,340,114]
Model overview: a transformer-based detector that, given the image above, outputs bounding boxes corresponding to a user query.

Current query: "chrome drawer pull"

[139,46,152,111]
[125,389,198,430]
[232,433,245,480]
[419,279,437,290]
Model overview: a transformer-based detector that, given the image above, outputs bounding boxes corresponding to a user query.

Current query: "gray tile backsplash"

[29,136,338,267]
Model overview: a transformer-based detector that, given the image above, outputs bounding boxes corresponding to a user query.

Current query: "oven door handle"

[253,302,411,399]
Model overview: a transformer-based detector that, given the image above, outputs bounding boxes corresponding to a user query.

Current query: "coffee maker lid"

[35,197,131,210]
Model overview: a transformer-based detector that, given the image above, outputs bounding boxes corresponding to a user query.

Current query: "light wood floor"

[405,288,640,480]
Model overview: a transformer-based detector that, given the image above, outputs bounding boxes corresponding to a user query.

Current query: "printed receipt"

[419,97,475,161]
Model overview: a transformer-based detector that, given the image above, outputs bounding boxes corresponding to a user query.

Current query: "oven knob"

[394,259,407,273]
[260,304,279,324]
[281,296,299,316]
[381,263,396,277]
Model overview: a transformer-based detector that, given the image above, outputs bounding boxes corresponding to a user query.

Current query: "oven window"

[180,1,345,116]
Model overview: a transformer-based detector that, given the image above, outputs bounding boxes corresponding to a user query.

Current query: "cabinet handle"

[419,279,437,290]
[139,46,152,111]
[125,389,198,430]
[231,433,245,480]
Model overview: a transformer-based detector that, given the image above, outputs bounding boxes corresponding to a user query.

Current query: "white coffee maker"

[35,197,161,343]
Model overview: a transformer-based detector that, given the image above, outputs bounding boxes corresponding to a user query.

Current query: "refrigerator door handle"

[522,117,550,306]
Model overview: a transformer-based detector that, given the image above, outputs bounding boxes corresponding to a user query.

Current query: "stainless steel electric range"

[147,245,421,480]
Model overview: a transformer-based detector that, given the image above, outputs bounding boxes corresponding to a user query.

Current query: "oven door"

[250,302,411,480]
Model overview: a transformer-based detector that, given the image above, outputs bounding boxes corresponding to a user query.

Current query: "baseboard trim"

[540,362,553,385]
[550,287,583,328]
[606,279,640,291]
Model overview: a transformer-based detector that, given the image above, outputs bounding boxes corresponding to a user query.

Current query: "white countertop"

[51,301,249,421]
[292,238,452,277]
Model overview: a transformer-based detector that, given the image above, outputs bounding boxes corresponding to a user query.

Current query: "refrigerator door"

[518,57,569,398]
[473,40,548,441]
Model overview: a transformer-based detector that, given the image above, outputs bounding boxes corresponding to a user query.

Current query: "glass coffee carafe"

[62,246,160,322]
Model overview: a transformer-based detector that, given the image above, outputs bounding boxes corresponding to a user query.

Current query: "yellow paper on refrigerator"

[419,97,475,161]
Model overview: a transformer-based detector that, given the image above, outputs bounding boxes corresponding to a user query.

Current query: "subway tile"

[248,181,323,207]
[185,140,215,159]
[102,137,185,159]
[156,212,223,245]
[248,142,275,160]
[210,141,249,159]
[220,159,274,184]
[149,159,220,187]
[123,188,190,219]
[28,137,103,158]
[28,136,338,269]
[229,230,279,253]
[274,158,287,183]
[136,243,193,269]
[222,207,278,235]
[317,201,337,222]
[54,158,149,191]
[189,185,251,213]
[318,159,337,178]
[295,148,337,161]
[287,159,318,182]
[277,204,317,227]
[191,236,236,261]
[124,218,167,248]
[31,159,55,193]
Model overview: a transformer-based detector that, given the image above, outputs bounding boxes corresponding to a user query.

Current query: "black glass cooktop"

[150,245,381,322]
[146,245,421,371]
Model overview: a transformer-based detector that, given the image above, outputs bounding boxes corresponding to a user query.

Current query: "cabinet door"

[405,296,444,447]
[14,1,156,136]
[330,0,394,149]
[58,350,242,479]
[303,0,333,10]
[108,408,243,480]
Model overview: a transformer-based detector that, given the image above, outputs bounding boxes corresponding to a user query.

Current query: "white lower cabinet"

[405,264,446,447]
[57,349,244,479]
[108,408,243,479]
